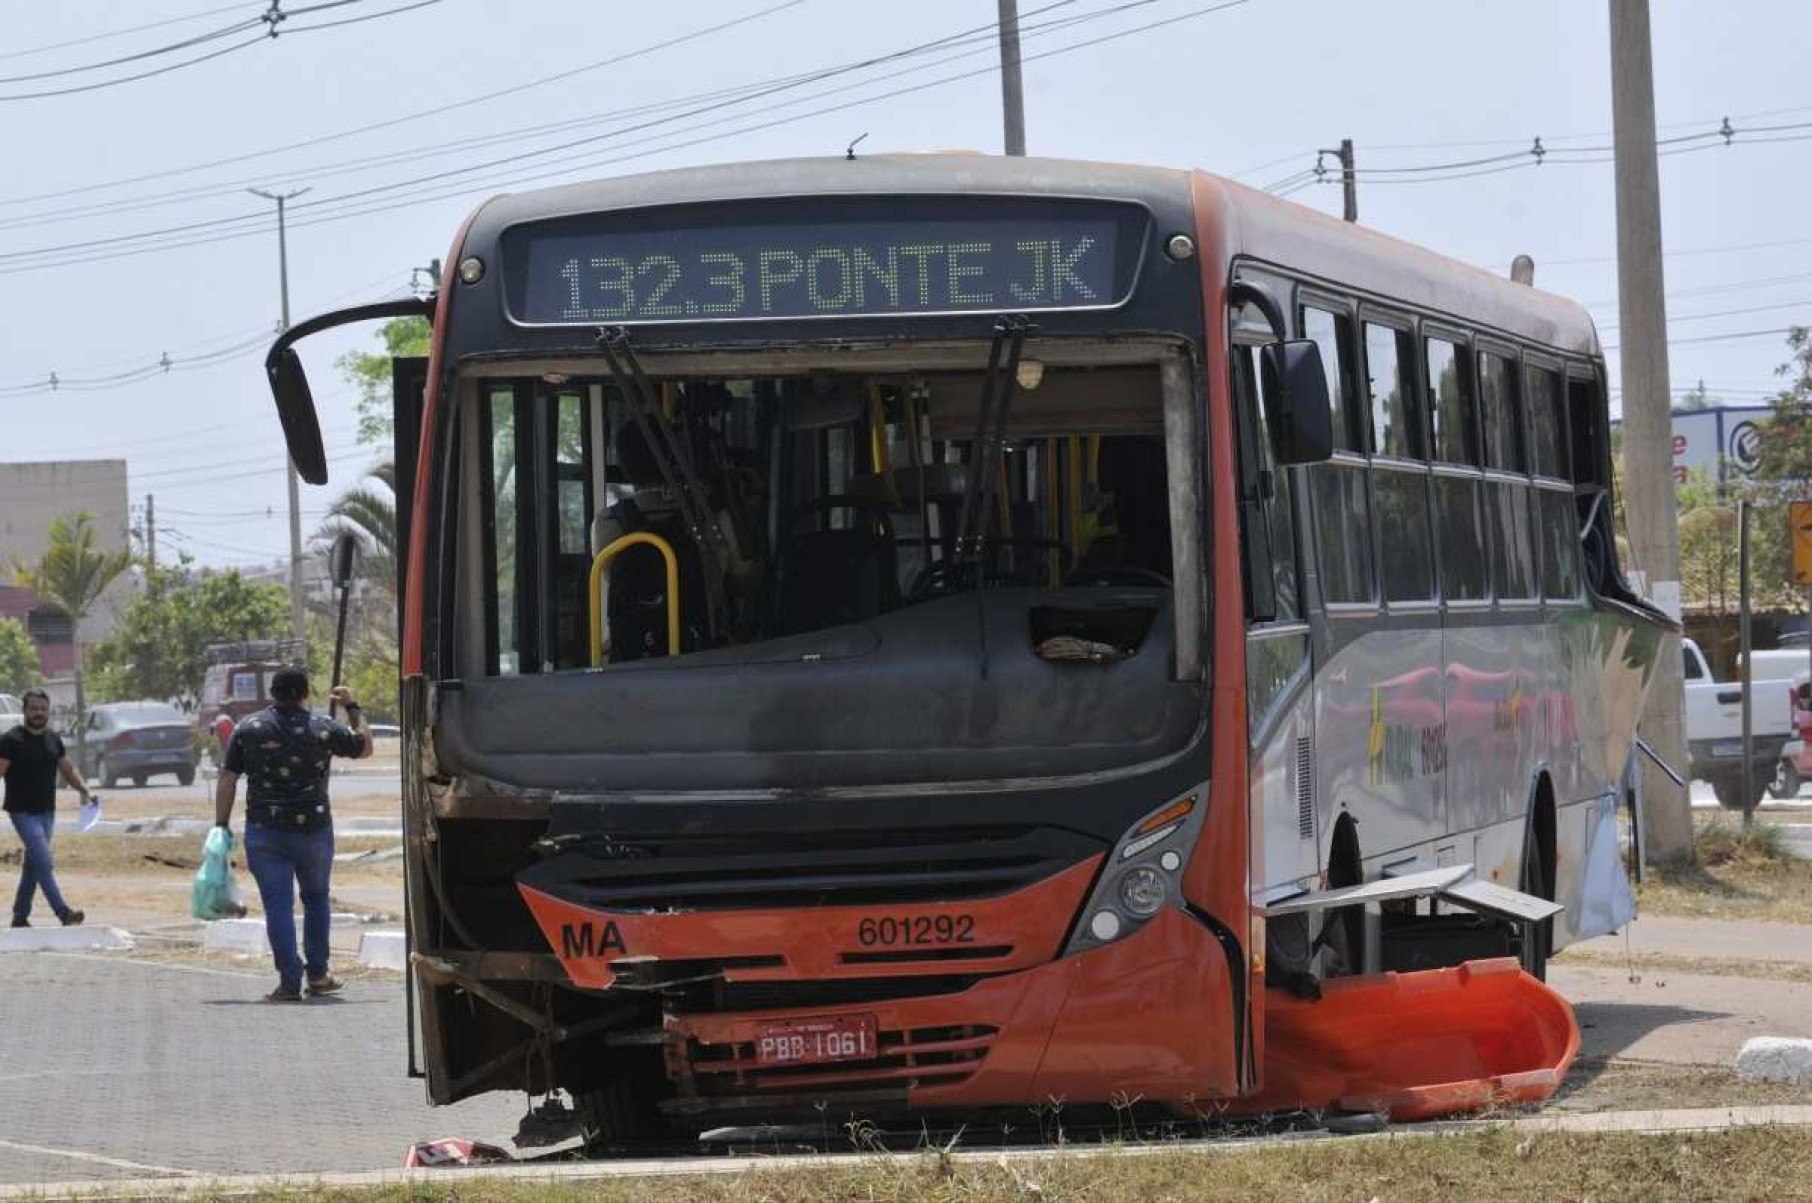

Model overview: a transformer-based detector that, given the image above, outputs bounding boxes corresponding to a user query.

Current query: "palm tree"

[316,460,397,600]
[16,512,134,768]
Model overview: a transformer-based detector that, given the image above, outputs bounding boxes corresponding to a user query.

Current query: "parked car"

[1737,649,1812,799]
[1683,638,1796,809]
[78,701,197,787]
[0,692,22,730]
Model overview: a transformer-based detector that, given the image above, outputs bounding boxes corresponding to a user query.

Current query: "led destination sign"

[503,199,1147,324]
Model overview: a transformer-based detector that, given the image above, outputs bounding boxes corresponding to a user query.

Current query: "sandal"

[264,985,304,1003]
[306,975,344,997]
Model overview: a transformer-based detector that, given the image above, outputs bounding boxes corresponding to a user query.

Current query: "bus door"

[1231,304,1318,895]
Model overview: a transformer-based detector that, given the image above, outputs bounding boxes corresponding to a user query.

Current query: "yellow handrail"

[589,532,681,667]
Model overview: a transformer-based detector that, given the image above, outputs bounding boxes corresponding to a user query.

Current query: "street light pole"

[249,186,311,645]
[997,0,1026,156]
[1608,0,1691,862]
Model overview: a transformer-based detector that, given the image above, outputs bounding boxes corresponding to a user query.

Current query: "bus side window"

[1527,364,1580,601]
[1364,321,1434,603]
[483,386,524,676]
[1234,344,1301,623]
[1427,336,1488,603]
[1479,350,1537,601]
[1302,306,1373,605]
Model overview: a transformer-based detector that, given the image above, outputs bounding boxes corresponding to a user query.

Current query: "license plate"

[754,1014,879,1067]
[1712,740,1744,757]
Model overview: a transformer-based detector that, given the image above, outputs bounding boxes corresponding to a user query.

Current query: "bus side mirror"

[267,348,329,485]
[1260,340,1335,465]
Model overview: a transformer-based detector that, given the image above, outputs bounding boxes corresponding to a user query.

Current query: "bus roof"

[462,154,1599,357]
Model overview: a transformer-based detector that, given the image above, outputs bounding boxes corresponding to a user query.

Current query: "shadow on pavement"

[1560,999,1732,1096]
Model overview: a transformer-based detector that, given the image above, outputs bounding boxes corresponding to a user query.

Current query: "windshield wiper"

[952,315,1032,590]
[596,325,730,640]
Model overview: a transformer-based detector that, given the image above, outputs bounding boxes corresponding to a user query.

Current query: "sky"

[2,0,1809,570]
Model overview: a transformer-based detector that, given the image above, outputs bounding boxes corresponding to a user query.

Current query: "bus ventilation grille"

[1296,737,1315,840]
[682,1023,998,1097]
[527,825,1101,911]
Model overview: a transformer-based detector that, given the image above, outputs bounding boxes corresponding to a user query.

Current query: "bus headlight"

[1063,786,1208,956]
[1118,866,1167,916]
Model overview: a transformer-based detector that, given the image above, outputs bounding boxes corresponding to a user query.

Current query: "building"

[0,460,134,697]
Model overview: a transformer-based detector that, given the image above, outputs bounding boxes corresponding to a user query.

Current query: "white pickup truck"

[1683,638,1797,809]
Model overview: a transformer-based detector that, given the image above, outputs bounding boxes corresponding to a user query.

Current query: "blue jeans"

[244,823,334,991]
[9,810,71,923]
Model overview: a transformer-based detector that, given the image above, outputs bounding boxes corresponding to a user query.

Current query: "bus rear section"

[391,161,1258,1136]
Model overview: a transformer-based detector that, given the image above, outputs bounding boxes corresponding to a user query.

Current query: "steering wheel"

[1066,565,1172,588]
[905,539,1075,601]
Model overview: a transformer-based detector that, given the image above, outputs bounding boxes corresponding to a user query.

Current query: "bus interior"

[433,339,1206,791]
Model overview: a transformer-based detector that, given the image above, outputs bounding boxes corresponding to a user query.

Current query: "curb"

[5,1105,1812,1199]
[0,926,135,954]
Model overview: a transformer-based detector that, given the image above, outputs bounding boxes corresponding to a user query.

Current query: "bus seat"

[782,498,899,633]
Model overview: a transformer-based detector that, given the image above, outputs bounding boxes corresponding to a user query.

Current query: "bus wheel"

[576,1050,670,1155]
[1519,823,1552,982]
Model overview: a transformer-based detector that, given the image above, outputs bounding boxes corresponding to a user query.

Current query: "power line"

[0,3,253,65]
[0,0,1251,278]
[0,270,411,393]
[1602,327,1798,353]
[0,0,1084,249]
[0,13,264,85]
[1598,298,1812,333]
[0,1,438,103]
[0,0,819,212]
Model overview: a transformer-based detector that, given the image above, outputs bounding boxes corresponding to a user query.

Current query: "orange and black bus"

[267,154,1670,1142]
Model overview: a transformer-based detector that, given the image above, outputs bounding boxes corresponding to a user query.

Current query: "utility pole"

[250,185,311,644]
[997,0,1026,156]
[1318,139,1358,222]
[1609,0,1692,863]
[145,493,156,575]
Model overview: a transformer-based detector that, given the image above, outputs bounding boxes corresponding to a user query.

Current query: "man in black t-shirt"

[214,667,371,1002]
[1,689,93,928]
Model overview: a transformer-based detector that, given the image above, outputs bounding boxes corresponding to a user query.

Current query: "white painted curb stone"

[201,913,374,956]
[0,925,134,953]
[201,918,269,954]
[357,930,407,970]
[1737,1037,1812,1087]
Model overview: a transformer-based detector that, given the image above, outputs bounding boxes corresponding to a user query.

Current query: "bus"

[265,153,1671,1143]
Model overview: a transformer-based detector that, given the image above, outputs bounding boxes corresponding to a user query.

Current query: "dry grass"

[1638,819,1812,924]
[175,1127,1812,1202]
[1550,1056,1812,1113]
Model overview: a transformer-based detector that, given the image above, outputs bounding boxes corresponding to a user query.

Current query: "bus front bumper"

[517,865,1240,1115]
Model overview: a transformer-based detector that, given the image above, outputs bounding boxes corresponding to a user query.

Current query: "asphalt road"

[5,916,1812,1186]
[0,954,526,1184]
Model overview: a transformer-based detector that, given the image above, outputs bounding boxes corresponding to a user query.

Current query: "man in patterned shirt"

[214,667,372,1002]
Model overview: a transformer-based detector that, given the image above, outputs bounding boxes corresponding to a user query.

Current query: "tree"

[335,316,430,446]
[1679,380,1713,411]
[15,512,133,764]
[0,617,40,695]
[88,561,289,704]
[317,460,397,602]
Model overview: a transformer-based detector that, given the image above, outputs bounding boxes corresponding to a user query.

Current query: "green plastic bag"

[191,826,246,920]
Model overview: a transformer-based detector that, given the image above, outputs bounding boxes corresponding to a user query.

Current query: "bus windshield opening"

[439,347,1203,790]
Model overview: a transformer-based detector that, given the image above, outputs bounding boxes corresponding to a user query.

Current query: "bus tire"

[1519,821,1552,982]
[576,1050,670,1154]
